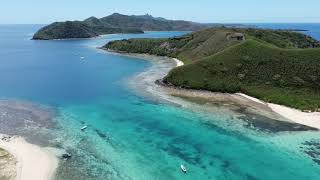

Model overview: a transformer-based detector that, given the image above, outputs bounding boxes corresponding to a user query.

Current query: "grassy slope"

[105,28,320,111]
[105,28,244,63]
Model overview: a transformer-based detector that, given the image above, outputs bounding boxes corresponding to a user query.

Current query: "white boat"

[80,56,85,60]
[81,126,88,131]
[180,165,187,173]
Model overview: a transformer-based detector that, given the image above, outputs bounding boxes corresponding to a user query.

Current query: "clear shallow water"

[0,24,320,180]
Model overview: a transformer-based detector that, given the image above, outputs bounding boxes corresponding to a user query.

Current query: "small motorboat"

[62,153,72,160]
[80,56,85,60]
[81,126,88,131]
[180,164,187,173]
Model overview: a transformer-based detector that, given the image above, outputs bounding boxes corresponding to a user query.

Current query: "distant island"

[103,27,320,111]
[32,13,217,40]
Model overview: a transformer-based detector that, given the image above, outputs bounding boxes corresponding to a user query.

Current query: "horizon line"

[0,22,320,25]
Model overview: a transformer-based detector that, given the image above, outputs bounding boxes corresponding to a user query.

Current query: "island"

[103,27,320,113]
[32,13,217,40]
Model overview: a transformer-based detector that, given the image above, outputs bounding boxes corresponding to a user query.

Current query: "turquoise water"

[1,25,320,180]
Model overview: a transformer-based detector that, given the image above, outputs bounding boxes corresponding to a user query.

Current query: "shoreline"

[31,30,191,41]
[159,78,320,130]
[31,31,145,41]
[104,49,320,130]
[0,135,58,180]
[159,75,320,130]
[235,93,320,129]
[267,103,320,130]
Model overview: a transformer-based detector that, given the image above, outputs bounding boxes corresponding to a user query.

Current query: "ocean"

[0,24,320,180]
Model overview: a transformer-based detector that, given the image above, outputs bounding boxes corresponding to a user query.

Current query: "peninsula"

[32,13,216,40]
[103,27,320,112]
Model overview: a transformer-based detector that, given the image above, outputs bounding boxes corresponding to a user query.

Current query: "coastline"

[235,93,320,129]
[268,103,320,130]
[160,76,320,130]
[31,31,146,41]
[104,49,320,130]
[0,135,58,180]
[160,63,320,130]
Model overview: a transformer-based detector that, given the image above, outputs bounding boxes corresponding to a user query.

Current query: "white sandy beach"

[0,135,58,180]
[267,104,320,129]
[172,58,184,67]
[233,93,320,129]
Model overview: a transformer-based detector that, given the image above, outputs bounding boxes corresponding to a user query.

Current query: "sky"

[0,0,319,24]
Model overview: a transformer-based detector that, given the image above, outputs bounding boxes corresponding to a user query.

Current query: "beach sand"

[232,93,320,130]
[0,135,58,180]
[172,58,184,67]
[268,103,320,130]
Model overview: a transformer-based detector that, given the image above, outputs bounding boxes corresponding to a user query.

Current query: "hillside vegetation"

[104,28,320,111]
[33,13,215,40]
[105,28,319,61]
[165,40,320,110]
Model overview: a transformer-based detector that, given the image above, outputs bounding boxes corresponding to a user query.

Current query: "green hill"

[32,13,216,40]
[104,28,320,111]
[165,40,320,110]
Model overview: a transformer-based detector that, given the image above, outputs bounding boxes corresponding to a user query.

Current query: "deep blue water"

[0,24,320,180]
[0,25,187,106]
